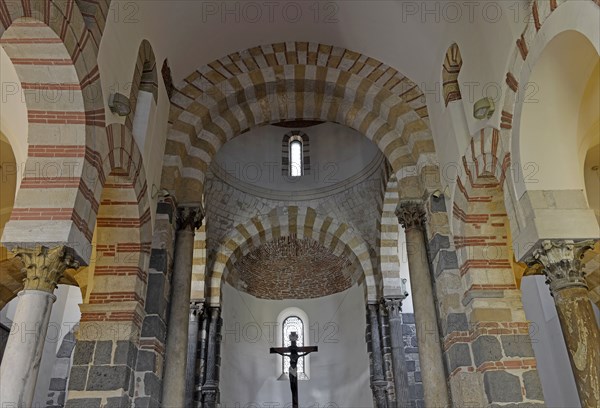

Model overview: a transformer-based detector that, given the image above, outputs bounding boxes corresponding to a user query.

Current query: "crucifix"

[270,332,318,408]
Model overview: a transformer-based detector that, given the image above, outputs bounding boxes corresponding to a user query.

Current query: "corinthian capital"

[176,206,204,231]
[15,246,79,293]
[396,201,426,231]
[528,240,594,294]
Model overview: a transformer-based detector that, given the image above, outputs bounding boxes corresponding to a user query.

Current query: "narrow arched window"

[290,140,303,177]
[282,131,310,177]
[282,315,307,379]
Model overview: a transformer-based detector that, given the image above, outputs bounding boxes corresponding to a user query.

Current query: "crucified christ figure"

[270,331,318,408]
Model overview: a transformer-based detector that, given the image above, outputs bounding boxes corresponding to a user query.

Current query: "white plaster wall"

[220,282,372,407]
[518,31,598,194]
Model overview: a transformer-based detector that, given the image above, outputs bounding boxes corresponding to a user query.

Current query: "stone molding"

[14,246,79,293]
[176,206,204,232]
[383,279,409,319]
[528,240,596,294]
[396,201,426,231]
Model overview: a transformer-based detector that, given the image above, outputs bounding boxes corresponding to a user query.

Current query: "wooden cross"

[270,332,318,408]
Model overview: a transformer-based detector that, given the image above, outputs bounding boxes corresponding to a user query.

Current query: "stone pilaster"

[185,300,204,408]
[202,306,222,408]
[529,240,600,407]
[397,201,450,408]
[383,287,411,408]
[162,206,204,408]
[367,303,388,408]
[0,246,78,408]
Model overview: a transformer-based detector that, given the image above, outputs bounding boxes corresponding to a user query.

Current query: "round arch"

[161,42,436,204]
[0,5,110,264]
[209,206,378,305]
[500,1,599,215]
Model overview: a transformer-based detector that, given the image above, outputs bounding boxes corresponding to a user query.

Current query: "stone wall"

[402,313,425,408]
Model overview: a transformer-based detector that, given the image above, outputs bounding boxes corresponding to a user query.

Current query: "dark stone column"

[162,206,204,408]
[367,303,388,408]
[185,301,204,407]
[529,240,600,407]
[202,306,222,408]
[195,312,209,407]
[379,303,396,407]
[396,202,449,408]
[384,295,411,408]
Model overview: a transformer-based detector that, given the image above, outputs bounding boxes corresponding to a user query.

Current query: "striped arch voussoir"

[208,206,378,306]
[162,42,436,204]
[125,39,158,131]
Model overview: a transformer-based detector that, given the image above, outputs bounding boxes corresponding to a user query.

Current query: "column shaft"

[196,314,209,407]
[0,245,76,408]
[529,240,600,407]
[202,306,222,408]
[163,207,202,408]
[368,304,388,408]
[398,202,449,408]
[0,291,55,407]
[378,305,395,407]
[185,302,203,407]
[554,286,600,407]
[384,298,411,408]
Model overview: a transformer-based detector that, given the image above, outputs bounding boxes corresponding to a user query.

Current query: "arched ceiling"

[211,122,383,196]
[108,1,529,85]
[227,236,354,300]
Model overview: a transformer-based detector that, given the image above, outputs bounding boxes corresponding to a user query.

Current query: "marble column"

[367,303,388,408]
[202,306,222,408]
[529,240,600,407]
[396,201,450,408]
[384,292,411,408]
[185,301,204,407]
[0,246,77,408]
[162,206,203,408]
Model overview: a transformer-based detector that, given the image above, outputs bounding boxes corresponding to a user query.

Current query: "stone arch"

[83,123,151,316]
[442,43,463,106]
[162,42,435,204]
[448,132,544,406]
[497,1,599,252]
[497,0,600,300]
[209,206,378,305]
[126,39,158,131]
[0,4,109,264]
[378,173,405,297]
[74,0,111,45]
[66,123,151,407]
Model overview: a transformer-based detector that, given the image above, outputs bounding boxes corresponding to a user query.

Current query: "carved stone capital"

[383,294,408,319]
[176,206,204,231]
[527,240,595,294]
[14,246,79,293]
[396,201,426,231]
[190,300,205,321]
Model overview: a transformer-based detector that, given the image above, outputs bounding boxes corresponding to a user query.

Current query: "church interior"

[0,1,599,407]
